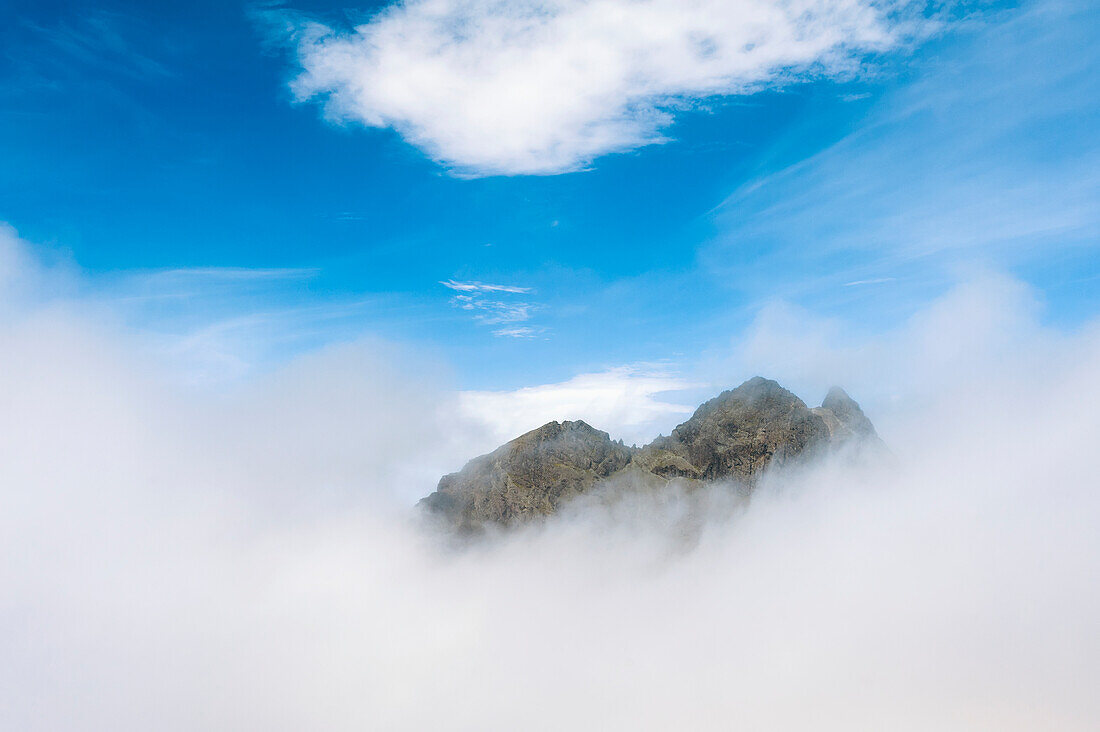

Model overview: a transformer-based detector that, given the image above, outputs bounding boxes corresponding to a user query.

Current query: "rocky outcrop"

[636,377,830,484]
[813,386,880,444]
[422,377,881,531]
[421,420,634,532]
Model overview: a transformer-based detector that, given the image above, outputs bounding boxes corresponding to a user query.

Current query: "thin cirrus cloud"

[272,0,922,176]
[697,0,1100,319]
[441,279,540,336]
[440,279,532,294]
[843,277,896,287]
[491,325,542,339]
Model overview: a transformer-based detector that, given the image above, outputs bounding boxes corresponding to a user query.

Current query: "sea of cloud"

[1,225,1098,730]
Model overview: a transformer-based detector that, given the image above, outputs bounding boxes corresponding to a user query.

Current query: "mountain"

[633,377,830,483]
[421,377,882,531]
[419,420,634,532]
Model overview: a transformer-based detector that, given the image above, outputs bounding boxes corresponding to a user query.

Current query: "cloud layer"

[278,0,915,175]
[2,228,1099,729]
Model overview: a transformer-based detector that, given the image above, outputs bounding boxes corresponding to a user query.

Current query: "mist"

[2,234,1099,730]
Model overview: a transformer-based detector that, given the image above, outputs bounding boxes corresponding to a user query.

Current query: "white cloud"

[277,0,917,175]
[723,272,1052,412]
[2,228,1100,730]
[491,325,542,339]
[443,278,540,334]
[460,365,701,447]
[451,293,533,322]
[142,266,320,282]
[441,279,533,294]
[0,225,425,385]
[705,0,1100,302]
[843,276,895,286]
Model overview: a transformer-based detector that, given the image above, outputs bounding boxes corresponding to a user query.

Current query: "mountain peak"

[816,385,879,440]
[423,377,881,531]
[660,377,827,482]
[420,416,633,532]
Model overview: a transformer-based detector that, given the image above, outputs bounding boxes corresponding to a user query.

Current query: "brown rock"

[421,377,883,531]
[637,376,830,484]
[420,420,633,531]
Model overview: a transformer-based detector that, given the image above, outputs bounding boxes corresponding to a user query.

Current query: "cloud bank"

[460,364,700,447]
[2,228,1099,729]
[276,0,918,175]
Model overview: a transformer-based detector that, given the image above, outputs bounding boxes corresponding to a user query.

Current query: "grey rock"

[637,377,830,484]
[422,377,882,531]
[421,420,634,532]
[813,386,879,441]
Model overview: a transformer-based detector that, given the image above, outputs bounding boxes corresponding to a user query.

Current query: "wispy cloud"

[843,277,896,287]
[449,295,532,324]
[440,279,532,294]
[101,266,321,307]
[442,279,541,336]
[0,227,430,383]
[142,266,320,282]
[704,0,1100,316]
[269,0,925,176]
[14,9,174,83]
[492,326,542,339]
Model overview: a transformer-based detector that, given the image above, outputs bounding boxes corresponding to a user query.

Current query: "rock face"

[421,420,633,532]
[637,377,830,484]
[813,386,880,443]
[422,377,881,531]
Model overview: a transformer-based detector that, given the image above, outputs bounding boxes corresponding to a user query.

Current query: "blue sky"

[1,0,1097,390]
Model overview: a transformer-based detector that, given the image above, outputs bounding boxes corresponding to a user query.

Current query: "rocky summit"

[421,377,882,531]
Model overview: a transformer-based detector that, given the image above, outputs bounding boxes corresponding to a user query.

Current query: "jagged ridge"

[422,377,881,531]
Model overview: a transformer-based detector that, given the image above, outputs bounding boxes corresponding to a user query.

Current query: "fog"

[2,232,1098,729]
